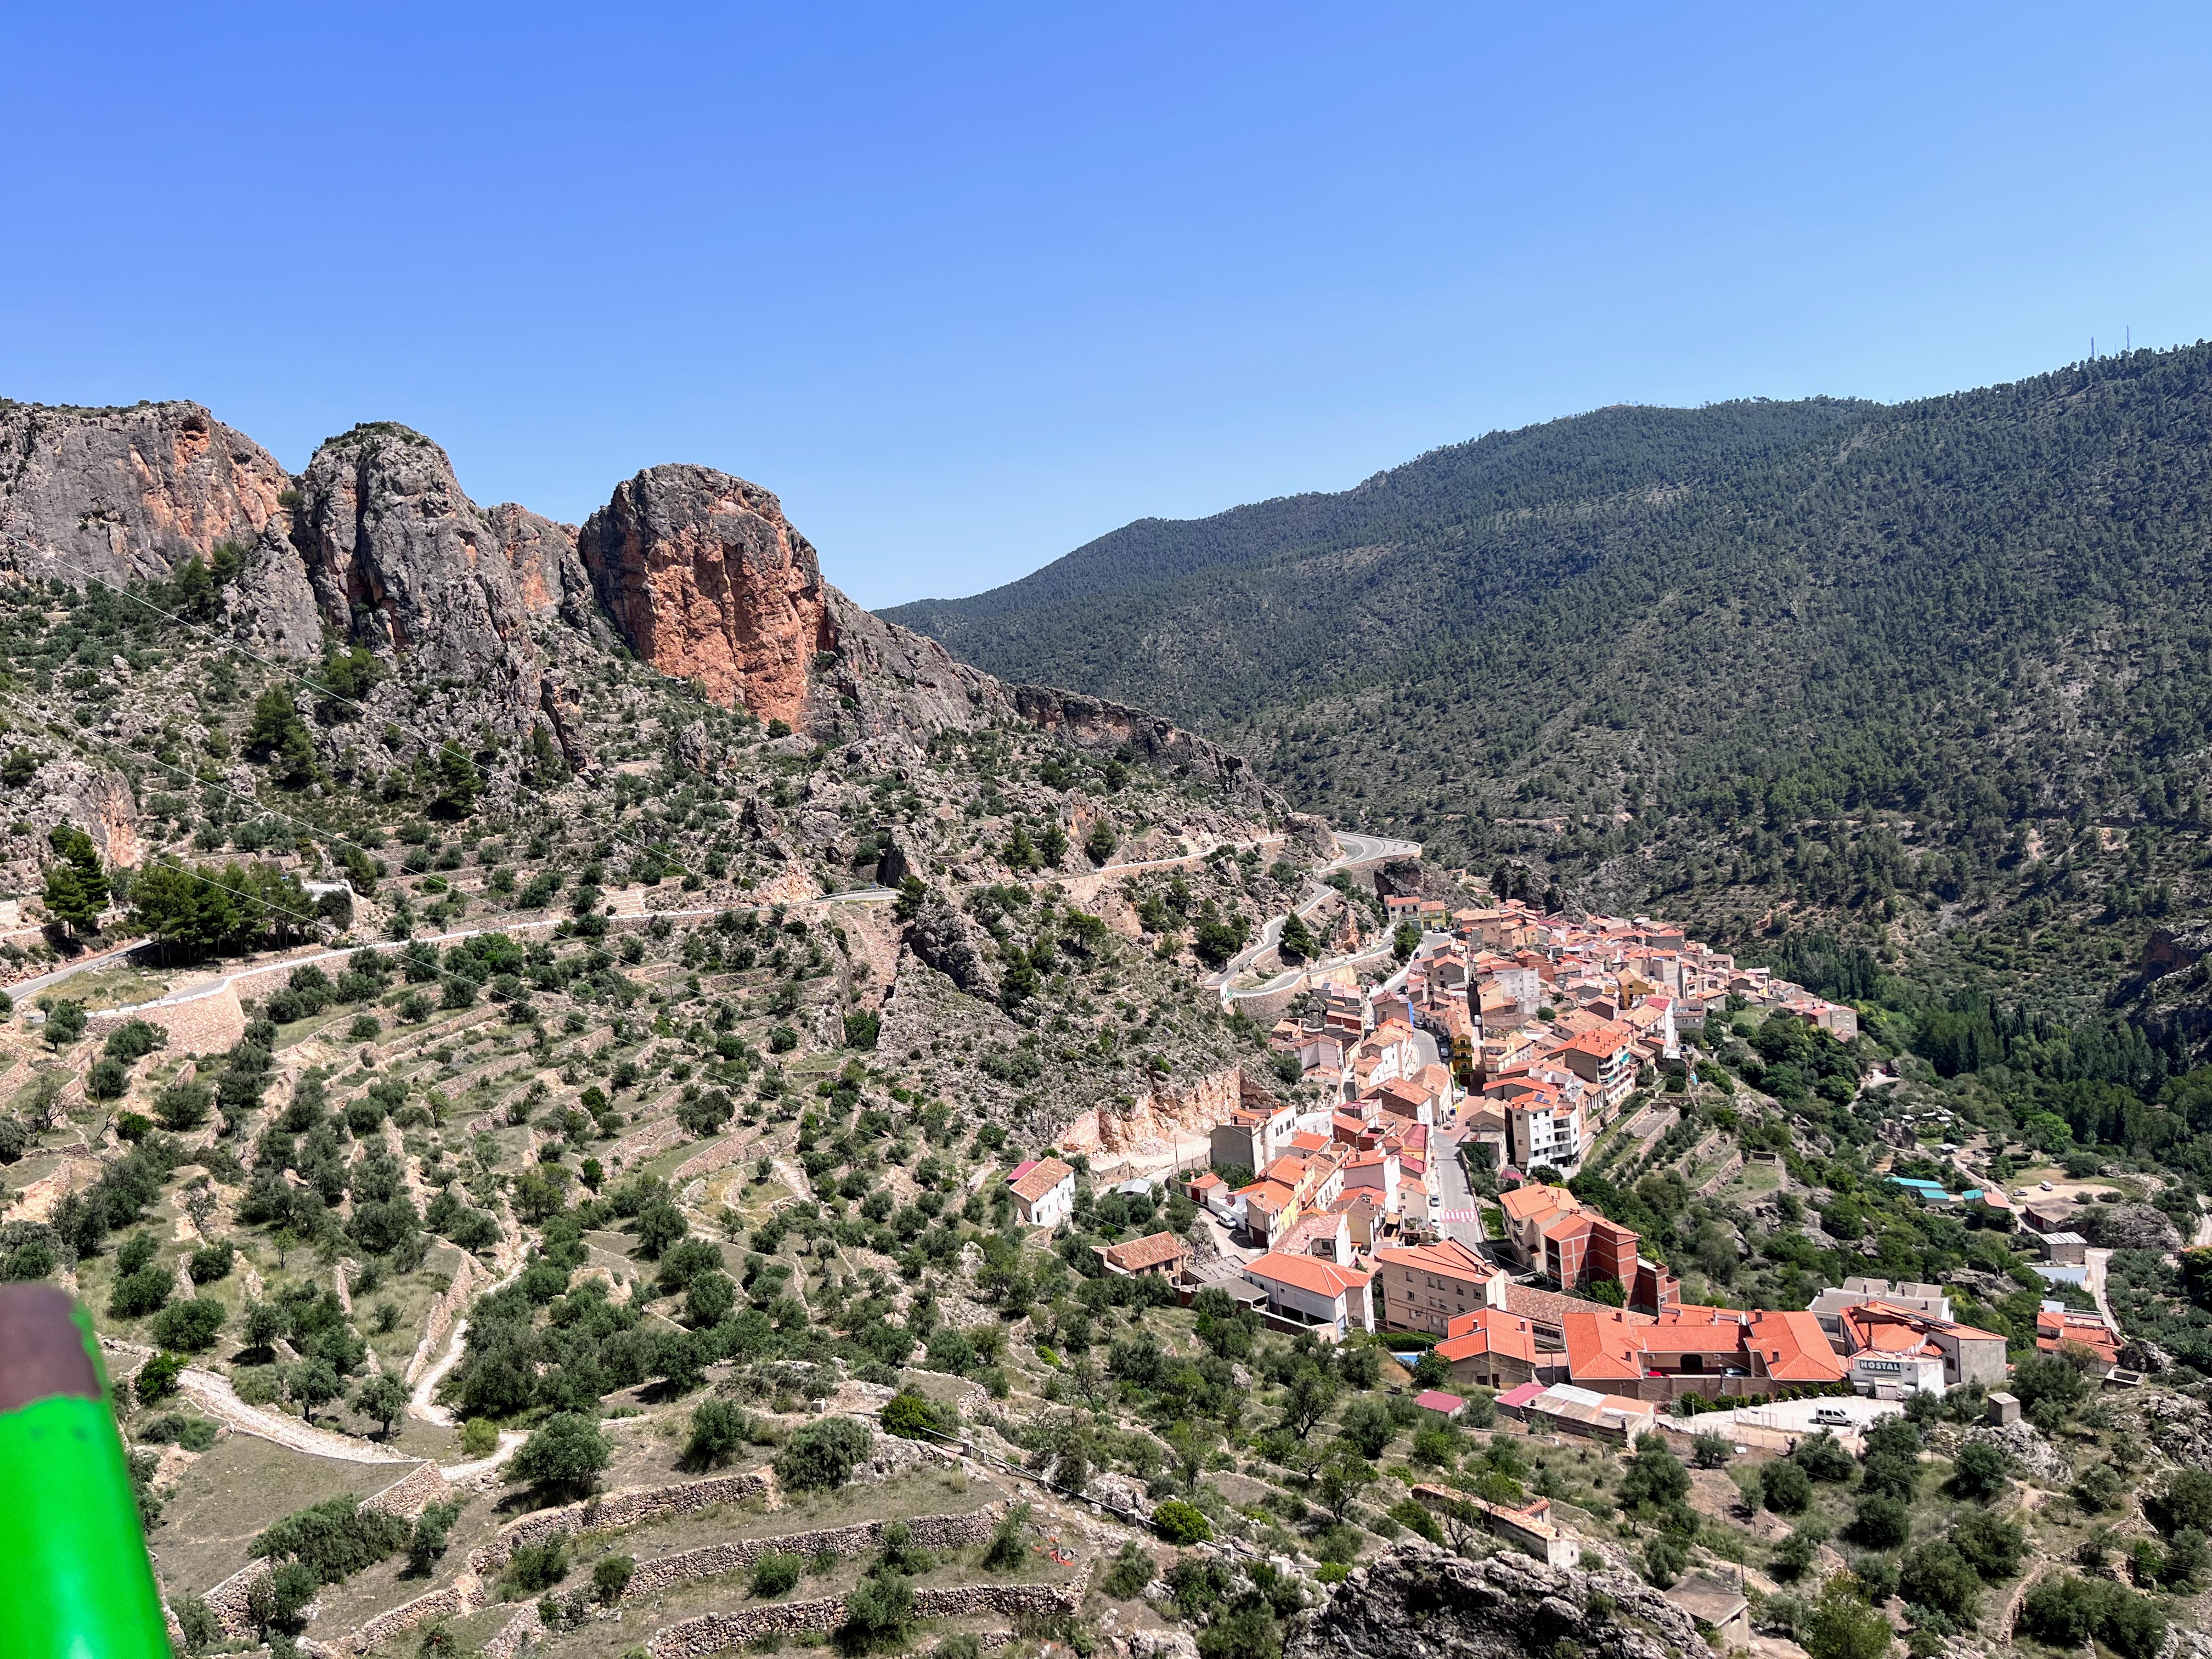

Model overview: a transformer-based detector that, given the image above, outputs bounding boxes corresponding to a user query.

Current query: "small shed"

[1414,1389,1466,1424]
[1493,1381,1548,1421]
[2041,1231,2089,1267]
[1663,1576,1751,1649]
[1986,1391,2021,1426]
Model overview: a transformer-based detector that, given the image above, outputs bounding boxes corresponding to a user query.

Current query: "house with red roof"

[1341,1149,1402,1218]
[1553,1025,1640,1114]
[1096,1231,1192,1281]
[1496,1183,1641,1294]
[2037,1306,2121,1370]
[1234,1179,1301,1248]
[1561,1304,1847,1401]
[1435,1306,1559,1391]
[1008,1158,1076,1229]
[1837,1301,2009,1395]
[1240,1250,1373,1339]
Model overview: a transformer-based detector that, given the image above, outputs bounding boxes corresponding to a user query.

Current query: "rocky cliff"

[1285,1545,1703,1659]
[288,423,551,742]
[0,400,288,585]
[578,465,832,728]
[0,400,1278,810]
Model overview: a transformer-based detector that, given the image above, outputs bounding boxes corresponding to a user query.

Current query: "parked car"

[1812,1407,1852,1426]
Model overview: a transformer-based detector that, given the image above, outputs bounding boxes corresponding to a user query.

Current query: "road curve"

[1205,829,1423,1006]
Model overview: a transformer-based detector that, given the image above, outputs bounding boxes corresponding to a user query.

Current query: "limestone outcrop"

[0,400,289,585]
[579,465,832,727]
[1284,1543,1703,1659]
[288,424,549,743]
[489,501,595,628]
[0,403,1278,814]
[902,896,1000,1000]
[1007,684,1273,813]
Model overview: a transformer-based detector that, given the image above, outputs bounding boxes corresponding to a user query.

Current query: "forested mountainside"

[891,345,2212,1032]
[890,396,1869,628]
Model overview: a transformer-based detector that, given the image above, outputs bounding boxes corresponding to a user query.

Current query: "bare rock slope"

[1286,1545,1704,1659]
[0,400,288,584]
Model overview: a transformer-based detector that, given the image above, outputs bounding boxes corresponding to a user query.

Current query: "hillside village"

[0,399,2205,1659]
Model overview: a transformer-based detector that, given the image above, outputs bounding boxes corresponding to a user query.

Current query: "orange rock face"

[579,466,833,728]
[0,400,288,585]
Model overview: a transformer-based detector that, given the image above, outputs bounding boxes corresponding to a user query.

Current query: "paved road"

[1432,1129,1489,1253]
[1328,832,1423,871]
[9,936,151,1000]
[1205,830,1423,1006]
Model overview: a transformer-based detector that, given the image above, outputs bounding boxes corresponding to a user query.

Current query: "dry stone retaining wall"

[87,983,247,1053]
[471,1472,775,1571]
[335,1504,995,1654]
[1694,1148,1745,1198]
[404,1250,484,1385]
[673,1132,754,1184]
[479,1600,545,1659]
[202,1558,274,1640]
[648,1584,1080,1659]
[360,1459,450,1521]
[342,1577,484,1654]
[624,1506,1002,1598]
[611,1115,690,1170]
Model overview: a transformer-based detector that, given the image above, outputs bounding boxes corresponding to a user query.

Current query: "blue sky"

[5,4,2210,607]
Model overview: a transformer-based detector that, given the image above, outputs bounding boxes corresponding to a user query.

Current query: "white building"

[1240,1251,1374,1340]
[1008,1158,1076,1229]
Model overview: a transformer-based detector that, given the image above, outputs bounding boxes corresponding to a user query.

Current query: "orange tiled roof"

[1748,1310,1848,1384]
[1498,1183,1576,1223]
[1236,1180,1299,1215]
[1375,1238,1498,1284]
[1011,1158,1074,1203]
[1244,1251,1372,1299]
[1560,1309,1647,1380]
[1437,1307,1542,1365]
[1104,1231,1190,1272]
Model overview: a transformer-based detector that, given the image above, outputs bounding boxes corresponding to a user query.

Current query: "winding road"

[1205,830,1423,1007]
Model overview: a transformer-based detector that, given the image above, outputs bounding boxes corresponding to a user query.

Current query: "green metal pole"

[0,1283,172,1657]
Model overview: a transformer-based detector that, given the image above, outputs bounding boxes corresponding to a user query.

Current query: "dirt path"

[408,1257,529,1427]
[177,1367,415,1465]
[439,1430,528,1485]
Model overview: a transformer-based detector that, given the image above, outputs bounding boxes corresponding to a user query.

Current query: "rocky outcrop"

[2,403,1277,820]
[0,757,142,873]
[2139,923,2212,981]
[288,424,548,743]
[2076,1203,2182,1252]
[902,895,1000,1000]
[1057,1065,1252,1171]
[227,520,325,659]
[815,590,1006,746]
[1285,1544,1702,1659]
[1006,684,1274,814]
[489,503,595,628]
[579,466,832,727]
[0,400,289,585]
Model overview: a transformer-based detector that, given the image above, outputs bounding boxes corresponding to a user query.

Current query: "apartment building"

[1374,1237,1508,1335]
